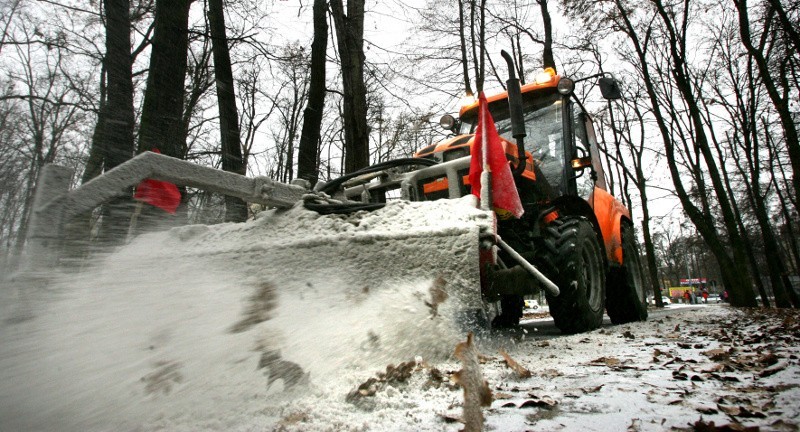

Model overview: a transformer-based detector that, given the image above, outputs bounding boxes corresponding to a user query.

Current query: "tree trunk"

[138,0,192,159]
[477,0,486,92]
[329,0,369,174]
[457,0,473,95]
[636,166,664,306]
[734,0,800,205]
[134,0,192,232]
[537,0,556,72]
[94,0,136,245]
[101,0,135,172]
[208,0,247,222]
[82,61,107,185]
[297,0,327,186]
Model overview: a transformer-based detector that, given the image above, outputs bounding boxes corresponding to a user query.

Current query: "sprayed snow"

[1,197,799,431]
[0,197,493,431]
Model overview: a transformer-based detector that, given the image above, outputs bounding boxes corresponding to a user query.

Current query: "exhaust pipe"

[500,50,527,176]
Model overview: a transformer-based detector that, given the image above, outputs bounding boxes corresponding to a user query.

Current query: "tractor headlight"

[557,77,575,95]
[439,114,457,131]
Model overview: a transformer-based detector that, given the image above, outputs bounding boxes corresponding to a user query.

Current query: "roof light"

[534,67,556,84]
[459,91,476,107]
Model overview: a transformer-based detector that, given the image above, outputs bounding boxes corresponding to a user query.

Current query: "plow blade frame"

[23,153,306,271]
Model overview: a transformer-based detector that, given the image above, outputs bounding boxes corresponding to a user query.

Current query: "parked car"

[648,296,672,305]
[706,293,721,303]
[524,299,540,310]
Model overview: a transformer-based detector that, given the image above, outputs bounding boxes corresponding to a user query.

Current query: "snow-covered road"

[3,286,798,432]
[1,202,798,431]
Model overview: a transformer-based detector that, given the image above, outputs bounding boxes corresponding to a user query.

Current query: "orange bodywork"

[590,187,630,266]
[458,73,563,118]
[414,135,536,184]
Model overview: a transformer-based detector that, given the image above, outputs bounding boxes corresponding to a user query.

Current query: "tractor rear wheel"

[544,216,606,334]
[606,224,648,324]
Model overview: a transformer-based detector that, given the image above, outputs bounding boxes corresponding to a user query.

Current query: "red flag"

[468,92,524,219]
[134,149,181,214]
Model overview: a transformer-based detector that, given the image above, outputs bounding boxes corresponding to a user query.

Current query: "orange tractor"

[24,52,645,336]
[308,52,647,334]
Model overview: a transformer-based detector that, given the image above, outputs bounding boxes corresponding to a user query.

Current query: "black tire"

[606,224,648,324]
[543,217,606,334]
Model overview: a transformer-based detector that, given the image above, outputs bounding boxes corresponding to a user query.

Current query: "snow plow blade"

[163,197,494,316]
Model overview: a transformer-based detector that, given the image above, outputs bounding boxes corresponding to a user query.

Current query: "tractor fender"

[586,187,631,266]
[550,195,609,270]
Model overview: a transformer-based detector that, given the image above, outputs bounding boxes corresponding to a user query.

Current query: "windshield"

[459,89,566,195]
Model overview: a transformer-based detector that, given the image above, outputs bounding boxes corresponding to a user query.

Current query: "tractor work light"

[459,92,476,107]
[571,156,593,170]
[439,114,457,131]
[534,67,556,84]
[557,77,575,95]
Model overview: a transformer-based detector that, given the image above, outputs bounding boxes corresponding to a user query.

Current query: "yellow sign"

[668,286,694,297]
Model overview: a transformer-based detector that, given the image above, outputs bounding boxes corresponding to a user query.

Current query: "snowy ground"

[1,203,799,431]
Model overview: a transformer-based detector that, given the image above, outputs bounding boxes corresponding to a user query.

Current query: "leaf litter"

[3,281,800,432]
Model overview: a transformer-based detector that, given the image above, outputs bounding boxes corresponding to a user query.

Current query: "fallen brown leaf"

[691,419,760,431]
[758,360,788,378]
[703,348,732,361]
[493,392,513,400]
[499,348,532,378]
[453,333,492,432]
[437,412,461,424]
[695,405,718,415]
[425,276,449,318]
[538,368,562,378]
[709,373,741,383]
[590,356,621,367]
[519,396,557,408]
[582,384,604,394]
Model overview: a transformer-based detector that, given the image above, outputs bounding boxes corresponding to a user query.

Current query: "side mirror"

[439,114,459,133]
[598,76,622,100]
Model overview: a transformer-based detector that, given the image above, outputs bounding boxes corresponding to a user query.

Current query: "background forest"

[0,0,798,308]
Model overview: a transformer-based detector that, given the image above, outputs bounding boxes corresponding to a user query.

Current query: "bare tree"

[128,0,192,234]
[329,0,369,174]
[264,44,309,183]
[138,0,192,158]
[537,0,555,71]
[0,0,21,54]
[560,0,762,306]
[78,0,137,246]
[458,0,474,95]
[733,0,800,206]
[296,0,328,186]
[208,0,246,222]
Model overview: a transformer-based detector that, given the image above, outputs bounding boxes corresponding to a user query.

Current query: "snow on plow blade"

[167,196,493,315]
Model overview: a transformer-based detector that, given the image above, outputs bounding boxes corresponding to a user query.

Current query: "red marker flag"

[134,149,181,214]
[468,92,524,219]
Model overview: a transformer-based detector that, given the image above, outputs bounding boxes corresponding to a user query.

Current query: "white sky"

[260,0,682,223]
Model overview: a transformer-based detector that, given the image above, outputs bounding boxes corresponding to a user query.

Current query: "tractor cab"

[416,68,609,210]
